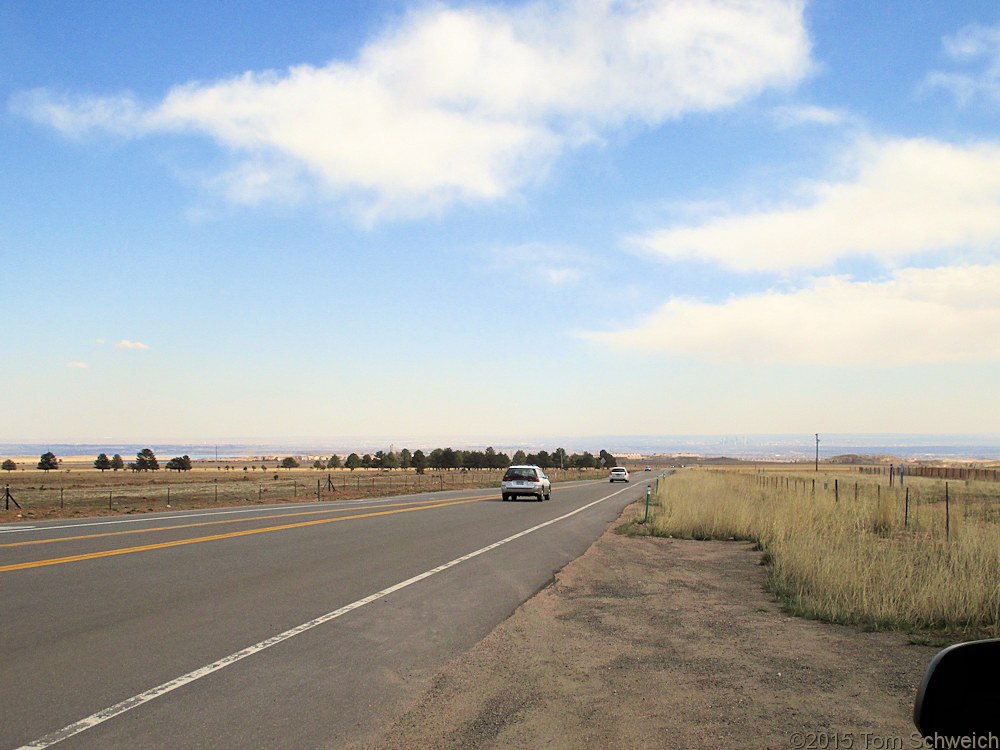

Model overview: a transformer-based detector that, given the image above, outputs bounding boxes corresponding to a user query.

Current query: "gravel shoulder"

[351,501,938,750]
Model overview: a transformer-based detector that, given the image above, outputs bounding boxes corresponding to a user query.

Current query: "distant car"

[501,465,551,501]
[609,467,630,483]
[644,466,652,471]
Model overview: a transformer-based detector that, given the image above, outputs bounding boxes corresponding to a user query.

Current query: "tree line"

[294,447,618,474]
[3,447,620,475]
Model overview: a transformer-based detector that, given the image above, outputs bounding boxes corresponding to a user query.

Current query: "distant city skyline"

[3,1,999,440]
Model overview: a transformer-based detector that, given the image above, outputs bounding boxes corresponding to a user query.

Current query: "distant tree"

[166,455,192,471]
[111,454,125,471]
[135,448,159,471]
[381,451,399,470]
[37,452,59,471]
[280,456,300,469]
[573,451,597,469]
[428,448,444,469]
[345,453,361,471]
[2,459,16,472]
[399,448,412,470]
[312,459,325,469]
[411,449,427,474]
[94,453,112,472]
[361,454,373,469]
[326,454,342,469]
[599,449,616,468]
[536,450,552,469]
[512,450,527,465]
[554,448,568,470]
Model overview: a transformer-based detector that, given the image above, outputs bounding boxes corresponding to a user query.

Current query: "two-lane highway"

[0,476,651,749]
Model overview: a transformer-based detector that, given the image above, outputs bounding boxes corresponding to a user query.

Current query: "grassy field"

[0,461,609,521]
[641,467,1000,639]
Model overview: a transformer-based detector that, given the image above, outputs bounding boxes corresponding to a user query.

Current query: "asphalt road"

[0,476,651,749]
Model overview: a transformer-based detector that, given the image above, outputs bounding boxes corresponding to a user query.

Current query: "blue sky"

[2,0,999,444]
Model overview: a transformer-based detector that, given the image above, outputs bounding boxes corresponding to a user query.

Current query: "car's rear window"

[504,468,537,480]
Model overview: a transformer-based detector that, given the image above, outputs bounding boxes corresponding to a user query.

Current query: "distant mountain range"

[2,435,1000,461]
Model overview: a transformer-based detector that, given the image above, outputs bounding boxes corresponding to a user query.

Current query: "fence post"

[945,482,950,542]
[4,485,21,511]
[904,487,909,528]
[835,479,839,503]
[317,479,321,502]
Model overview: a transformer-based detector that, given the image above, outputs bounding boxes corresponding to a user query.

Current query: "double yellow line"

[0,496,486,574]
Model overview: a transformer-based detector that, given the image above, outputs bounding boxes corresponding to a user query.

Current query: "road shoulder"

[352,501,936,749]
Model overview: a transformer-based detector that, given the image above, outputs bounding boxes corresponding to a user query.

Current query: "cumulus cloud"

[631,137,1000,272]
[11,0,810,219]
[582,264,1000,366]
[67,361,89,369]
[115,339,150,350]
[924,23,1000,106]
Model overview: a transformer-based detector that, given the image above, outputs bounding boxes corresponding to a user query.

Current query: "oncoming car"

[609,467,630,483]
[501,465,551,502]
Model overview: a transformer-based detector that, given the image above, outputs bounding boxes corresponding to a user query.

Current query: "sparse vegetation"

[647,467,1000,638]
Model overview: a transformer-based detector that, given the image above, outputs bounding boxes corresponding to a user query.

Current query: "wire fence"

[0,467,609,518]
[741,469,1000,540]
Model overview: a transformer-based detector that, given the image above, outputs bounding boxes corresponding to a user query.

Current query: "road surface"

[0,476,649,749]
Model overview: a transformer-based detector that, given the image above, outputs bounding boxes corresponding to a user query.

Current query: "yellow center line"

[0,494,491,549]
[0,497,486,574]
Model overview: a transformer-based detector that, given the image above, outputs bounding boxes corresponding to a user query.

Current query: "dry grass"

[647,468,1000,638]
[0,464,607,521]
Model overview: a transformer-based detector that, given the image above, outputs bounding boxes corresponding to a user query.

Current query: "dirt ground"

[353,502,939,750]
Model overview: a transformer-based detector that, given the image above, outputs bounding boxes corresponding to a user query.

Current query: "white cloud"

[582,264,1000,366]
[540,266,582,285]
[771,103,849,127]
[924,23,1000,106]
[11,0,810,219]
[493,241,586,285]
[631,137,1000,272]
[116,339,150,350]
[67,361,89,369]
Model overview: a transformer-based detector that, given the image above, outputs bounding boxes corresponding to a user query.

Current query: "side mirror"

[913,638,1000,738]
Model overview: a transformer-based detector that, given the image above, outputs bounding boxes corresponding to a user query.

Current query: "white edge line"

[16,484,636,750]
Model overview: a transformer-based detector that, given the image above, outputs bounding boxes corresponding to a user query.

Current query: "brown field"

[0,460,610,522]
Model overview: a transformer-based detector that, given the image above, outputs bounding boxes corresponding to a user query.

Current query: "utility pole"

[815,434,820,472]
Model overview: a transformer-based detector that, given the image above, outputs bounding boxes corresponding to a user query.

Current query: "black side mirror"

[913,638,1000,738]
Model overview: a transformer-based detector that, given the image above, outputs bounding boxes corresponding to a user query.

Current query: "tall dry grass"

[649,469,1000,637]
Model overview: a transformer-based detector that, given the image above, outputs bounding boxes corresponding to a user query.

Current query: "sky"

[2,0,1000,444]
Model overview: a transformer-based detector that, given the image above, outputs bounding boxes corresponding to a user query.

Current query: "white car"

[609,467,630,483]
[501,465,551,501]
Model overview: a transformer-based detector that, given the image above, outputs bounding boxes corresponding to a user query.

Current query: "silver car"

[501,465,551,501]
